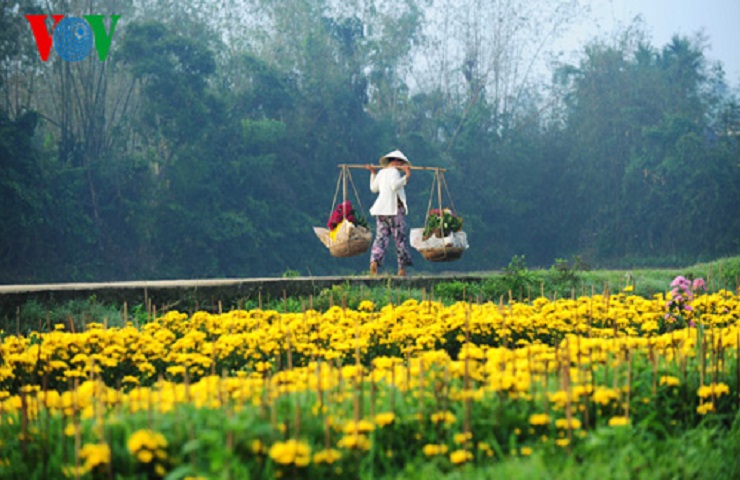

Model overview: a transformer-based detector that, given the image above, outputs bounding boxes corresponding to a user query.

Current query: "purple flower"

[670,275,688,288]
[692,278,706,291]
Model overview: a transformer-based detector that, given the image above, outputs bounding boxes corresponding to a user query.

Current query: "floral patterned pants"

[370,206,413,268]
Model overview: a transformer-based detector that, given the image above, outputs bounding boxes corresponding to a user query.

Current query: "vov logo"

[25,14,121,62]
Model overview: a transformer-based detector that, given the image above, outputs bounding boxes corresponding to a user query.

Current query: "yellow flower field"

[0,287,738,478]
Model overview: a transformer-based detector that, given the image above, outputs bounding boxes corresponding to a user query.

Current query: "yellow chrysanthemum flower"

[358,301,375,312]
[697,383,730,398]
[137,450,154,463]
[449,449,473,464]
[659,376,680,387]
[79,443,111,470]
[430,411,457,425]
[422,444,448,456]
[337,434,371,451]
[374,412,395,427]
[529,413,550,426]
[453,432,472,444]
[608,416,630,427]
[268,439,311,466]
[555,418,582,430]
[313,448,342,464]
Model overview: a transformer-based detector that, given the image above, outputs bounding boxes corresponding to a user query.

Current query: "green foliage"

[2,298,126,335]
[416,416,740,480]
[718,256,740,290]
[311,283,424,312]
[434,281,483,302]
[497,255,539,301]
[0,3,738,282]
[543,256,590,296]
[423,209,463,238]
[282,268,301,278]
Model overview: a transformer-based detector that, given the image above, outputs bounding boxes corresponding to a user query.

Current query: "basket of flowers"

[410,208,468,262]
[314,200,372,258]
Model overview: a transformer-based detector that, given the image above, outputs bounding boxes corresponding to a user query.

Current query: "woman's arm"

[390,167,408,191]
[366,164,379,192]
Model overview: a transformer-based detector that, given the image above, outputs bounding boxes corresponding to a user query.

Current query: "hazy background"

[1,0,738,282]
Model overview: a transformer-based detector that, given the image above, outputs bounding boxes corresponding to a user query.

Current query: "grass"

[432,255,740,303]
[382,414,740,480]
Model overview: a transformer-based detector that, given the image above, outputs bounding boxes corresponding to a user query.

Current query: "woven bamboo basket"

[419,247,465,262]
[329,236,371,257]
[327,225,372,258]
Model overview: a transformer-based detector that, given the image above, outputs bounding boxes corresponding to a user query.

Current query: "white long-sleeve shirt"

[369,167,408,216]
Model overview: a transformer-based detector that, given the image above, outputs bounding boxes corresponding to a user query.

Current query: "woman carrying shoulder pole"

[365,149,413,276]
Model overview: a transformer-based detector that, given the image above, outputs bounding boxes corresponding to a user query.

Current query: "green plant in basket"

[423,208,463,239]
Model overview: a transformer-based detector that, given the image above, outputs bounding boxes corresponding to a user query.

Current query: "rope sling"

[313,165,372,258]
[419,168,466,262]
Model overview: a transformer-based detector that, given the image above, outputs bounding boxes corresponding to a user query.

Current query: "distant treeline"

[1,1,738,282]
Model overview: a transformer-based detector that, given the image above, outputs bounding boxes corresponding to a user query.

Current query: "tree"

[557,27,738,263]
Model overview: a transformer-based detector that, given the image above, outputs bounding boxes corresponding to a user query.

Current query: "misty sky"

[555,0,740,85]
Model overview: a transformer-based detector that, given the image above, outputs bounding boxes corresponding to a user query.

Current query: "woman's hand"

[401,164,410,179]
[365,164,376,174]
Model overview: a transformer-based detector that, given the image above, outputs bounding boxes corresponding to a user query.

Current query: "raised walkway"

[0,273,491,315]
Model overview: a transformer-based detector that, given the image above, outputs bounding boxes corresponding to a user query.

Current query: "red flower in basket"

[327,201,357,230]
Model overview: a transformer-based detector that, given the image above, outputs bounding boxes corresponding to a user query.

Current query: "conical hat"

[379,149,410,167]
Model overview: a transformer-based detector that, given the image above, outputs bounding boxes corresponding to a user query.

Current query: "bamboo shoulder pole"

[337,163,447,172]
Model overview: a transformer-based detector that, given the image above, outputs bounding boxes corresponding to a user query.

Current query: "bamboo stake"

[323,369,331,450]
[391,363,397,416]
[73,386,81,480]
[700,333,706,388]
[370,368,376,419]
[718,335,724,379]
[543,359,550,416]
[604,350,610,391]
[270,372,277,429]
[225,379,234,480]
[562,339,573,453]
[589,341,596,424]
[418,358,425,424]
[711,326,718,387]
[287,328,293,371]
[464,306,471,437]
[736,329,740,410]
[577,334,589,430]
[625,348,633,420]
[294,375,301,440]
[650,340,658,398]
[443,364,450,420]
[43,371,51,477]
